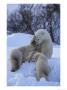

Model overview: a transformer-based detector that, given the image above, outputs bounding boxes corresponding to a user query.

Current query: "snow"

[7,33,60,86]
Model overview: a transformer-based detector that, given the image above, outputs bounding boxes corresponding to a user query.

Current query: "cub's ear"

[31,36,36,46]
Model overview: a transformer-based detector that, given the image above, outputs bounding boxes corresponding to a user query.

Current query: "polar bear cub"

[33,29,53,59]
[10,44,36,72]
[32,52,50,81]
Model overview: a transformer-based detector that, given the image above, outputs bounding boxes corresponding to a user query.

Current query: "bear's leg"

[36,69,42,81]
[11,59,20,72]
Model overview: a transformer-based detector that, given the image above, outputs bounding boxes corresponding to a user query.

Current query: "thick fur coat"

[32,29,53,59]
[10,44,37,72]
[32,52,50,81]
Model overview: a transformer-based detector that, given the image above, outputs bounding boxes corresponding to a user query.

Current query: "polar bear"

[32,29,53,59]
[10,44,37,72]
[32,52,50,81]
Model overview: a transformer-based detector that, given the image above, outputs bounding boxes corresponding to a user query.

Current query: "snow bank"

[7,33,33,47]
[7,33,60,86]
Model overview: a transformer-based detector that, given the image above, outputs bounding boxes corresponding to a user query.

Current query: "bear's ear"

[31,36,36,46]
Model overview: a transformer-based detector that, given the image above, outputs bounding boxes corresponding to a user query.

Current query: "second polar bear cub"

[33,29,53,59]
[32,52,50,81]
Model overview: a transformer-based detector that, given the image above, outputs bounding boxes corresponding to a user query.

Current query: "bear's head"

[33,29,51,45]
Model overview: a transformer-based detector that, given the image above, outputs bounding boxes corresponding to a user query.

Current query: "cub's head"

[31,36,36,46]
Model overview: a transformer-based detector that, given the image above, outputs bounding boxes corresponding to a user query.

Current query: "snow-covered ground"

[7,33,60,86]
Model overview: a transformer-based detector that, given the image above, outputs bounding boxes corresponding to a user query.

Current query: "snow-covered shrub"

[7,4,60,44]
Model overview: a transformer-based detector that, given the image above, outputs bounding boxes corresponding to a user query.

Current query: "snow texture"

[7,33,60,86]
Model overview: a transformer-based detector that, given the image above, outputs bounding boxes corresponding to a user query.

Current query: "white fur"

[10,44,36,72]
[32,52,50,81]
[34,29,53,58]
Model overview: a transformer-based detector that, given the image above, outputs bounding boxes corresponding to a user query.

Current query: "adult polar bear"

[31,29,53,81]
[32,29,53,59]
